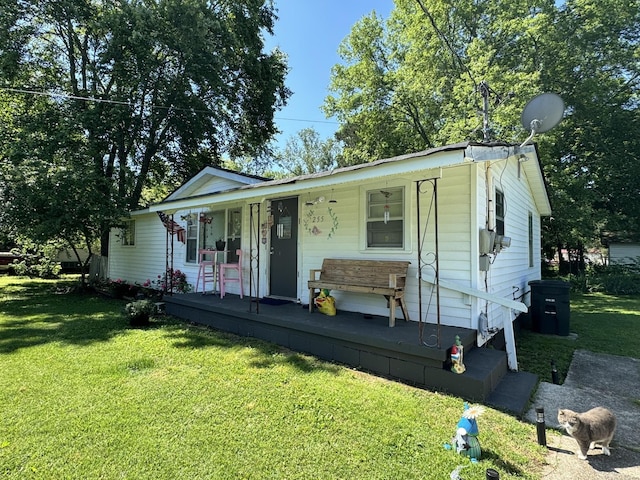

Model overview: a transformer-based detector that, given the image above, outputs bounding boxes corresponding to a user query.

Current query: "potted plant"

[124,299,158,327]
[215,238,226,251]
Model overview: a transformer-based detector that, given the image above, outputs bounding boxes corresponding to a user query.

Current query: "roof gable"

[164,166,267,201]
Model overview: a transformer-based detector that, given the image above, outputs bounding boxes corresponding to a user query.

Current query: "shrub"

[108,278,133,298]
[154,268,191,294]
[124,299,158,327]
[9,240,62,279]
[582,261,640,295]
[137,278,163,300]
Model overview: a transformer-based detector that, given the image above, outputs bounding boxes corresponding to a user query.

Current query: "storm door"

[269,197,298,299]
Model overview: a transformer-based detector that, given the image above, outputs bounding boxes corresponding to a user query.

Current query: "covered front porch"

[163,293,537,416]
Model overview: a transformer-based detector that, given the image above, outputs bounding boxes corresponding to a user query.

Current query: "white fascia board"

[465,143,552,217]
[521,155,552,216]
[463,143,535,162]
[149,147,467,213]
[128,208,150,217]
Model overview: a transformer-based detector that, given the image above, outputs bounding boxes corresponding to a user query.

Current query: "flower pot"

[215,241,226,251]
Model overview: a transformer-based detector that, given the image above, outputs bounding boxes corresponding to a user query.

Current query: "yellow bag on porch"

[314,289,336,316]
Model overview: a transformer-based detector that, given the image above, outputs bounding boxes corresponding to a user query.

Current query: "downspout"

[483,162,493,315]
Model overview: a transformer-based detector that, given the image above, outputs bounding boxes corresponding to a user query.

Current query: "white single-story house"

[108,141,551,370]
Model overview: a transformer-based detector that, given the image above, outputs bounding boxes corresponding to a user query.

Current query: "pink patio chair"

[195,249,216,294]
[219,249,243,299]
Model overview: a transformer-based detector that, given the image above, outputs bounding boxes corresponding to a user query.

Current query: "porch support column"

[503,305,518,371]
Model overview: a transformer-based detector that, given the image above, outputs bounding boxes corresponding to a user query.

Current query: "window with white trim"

[495,189,505,236]
[185,208,242,263]
[121,219,135,246]
[186,217,198,263]
[366,187,404,248]
[528,212,534,268]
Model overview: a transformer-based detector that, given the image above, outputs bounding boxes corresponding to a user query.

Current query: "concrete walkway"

[524,350,640,479]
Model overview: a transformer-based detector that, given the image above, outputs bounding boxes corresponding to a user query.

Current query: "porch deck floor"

[165,291,474,360]
[162,292,537,415]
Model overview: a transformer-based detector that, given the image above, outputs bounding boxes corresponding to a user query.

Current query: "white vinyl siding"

[475,157,543,343]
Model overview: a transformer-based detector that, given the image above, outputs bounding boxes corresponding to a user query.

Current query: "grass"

[516,292,640,384]
[4,278,635,479]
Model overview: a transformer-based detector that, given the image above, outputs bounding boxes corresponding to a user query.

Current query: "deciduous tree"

[324,0,640,263]
[0,0,290,257]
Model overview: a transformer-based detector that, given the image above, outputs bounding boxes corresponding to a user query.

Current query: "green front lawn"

[516,292,640,384]
[6,276,631,479]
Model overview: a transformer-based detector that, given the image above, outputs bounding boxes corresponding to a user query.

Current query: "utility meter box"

[479,229,495,255]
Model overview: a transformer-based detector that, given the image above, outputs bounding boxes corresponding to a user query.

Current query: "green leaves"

[325,0,640,258]
[0,0,289,260]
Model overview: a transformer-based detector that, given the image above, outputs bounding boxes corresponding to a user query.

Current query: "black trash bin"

[528,280,570,336]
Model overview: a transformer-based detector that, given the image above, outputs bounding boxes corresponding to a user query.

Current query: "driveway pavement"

[524,350,640,479]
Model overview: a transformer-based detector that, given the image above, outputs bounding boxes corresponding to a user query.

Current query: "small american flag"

[157,212,186,243]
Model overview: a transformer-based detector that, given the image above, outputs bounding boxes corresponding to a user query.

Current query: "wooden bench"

[308,259,411,327]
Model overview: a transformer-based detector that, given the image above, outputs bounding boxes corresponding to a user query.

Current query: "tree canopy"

[324,0,640,261]
[0,0,290,259]
[274,128,341,176]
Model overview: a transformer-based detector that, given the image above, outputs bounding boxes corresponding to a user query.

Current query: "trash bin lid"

[528,279,569,287]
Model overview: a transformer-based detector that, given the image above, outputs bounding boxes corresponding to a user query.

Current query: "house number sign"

[303,207,339,239]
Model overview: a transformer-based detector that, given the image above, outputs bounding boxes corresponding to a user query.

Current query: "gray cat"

[557,407,616,460]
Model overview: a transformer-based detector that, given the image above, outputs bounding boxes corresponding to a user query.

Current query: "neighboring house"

[109,141,551,369]
[55,248,91,272]
[607,242,640,265]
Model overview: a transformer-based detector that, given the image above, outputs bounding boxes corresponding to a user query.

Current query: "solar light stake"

[536,407,547,446]
[551,359,559,384]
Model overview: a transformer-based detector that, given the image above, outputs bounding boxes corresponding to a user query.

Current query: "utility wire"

[413,0,479,91]
[0,86,338,126]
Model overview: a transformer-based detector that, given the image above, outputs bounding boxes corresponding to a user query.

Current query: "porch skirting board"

[163,293,535,413]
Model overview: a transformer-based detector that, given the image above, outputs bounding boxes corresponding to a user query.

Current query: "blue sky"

[266,0,394,149]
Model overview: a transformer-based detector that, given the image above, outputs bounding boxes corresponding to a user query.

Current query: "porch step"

[486,370,539,417]
[431,346,508,401]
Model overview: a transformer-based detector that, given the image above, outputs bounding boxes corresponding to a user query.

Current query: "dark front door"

[269,197,298,299]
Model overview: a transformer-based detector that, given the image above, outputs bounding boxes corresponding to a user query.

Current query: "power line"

[413,0,479,90]
[2,87,138,107]
[0,86,339,126]
[274,116,338,125]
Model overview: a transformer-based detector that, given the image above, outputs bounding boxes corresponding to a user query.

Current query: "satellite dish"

[520,92,564,146]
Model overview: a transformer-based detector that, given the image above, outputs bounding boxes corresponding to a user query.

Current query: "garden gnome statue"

[452,403,485,460]
[451,335,466,374]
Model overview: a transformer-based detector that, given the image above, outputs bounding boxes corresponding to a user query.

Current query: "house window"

[199,210,225,251]
[495,189,505,236]
[185,208,242,263]
[366,187,404,248]
[121,219,135,246]
[186,217,198,263]
[528,212,534,268]
[226,208,242,263]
